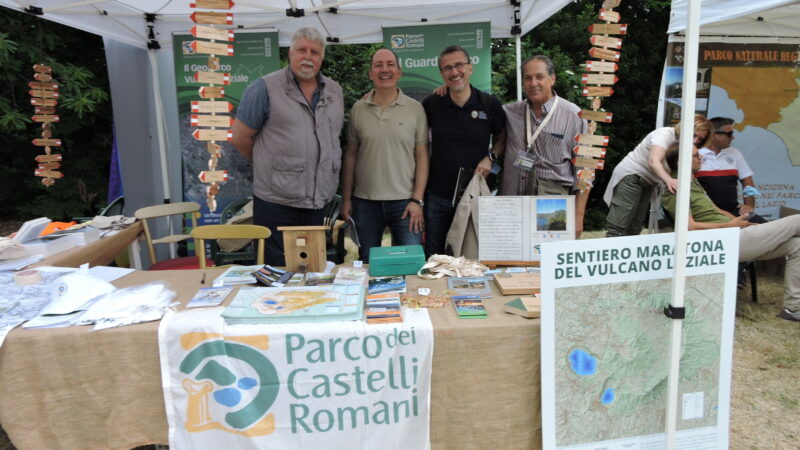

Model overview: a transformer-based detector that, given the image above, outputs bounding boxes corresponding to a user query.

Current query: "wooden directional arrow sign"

[190,12,233,25]
[582,86,614,97]
[198,170,229,183]
[190,0,235,9]
[586,60,618,72]
[588,23,627,35]
[191,114,234,127]
[33,73,53,82]
[34,106,56,115]
[581,73,618,85]
[192,100,233,113]
[29,89,59,98]
[194,71,231,85]
[579,110,613,123]
[191,40,234,56]
[32,138,61,146]
[574,145,607,159]
[599,9,621,22]
[35,154,63,162]
[589,47,621,62]
[28,82,59,90]
[590,35,623,49]
[602,0,621,8]
[199,86,225,99]
[575,134,609,146]
[33,64,52,73]
[37,162,61,170]
[32,115,59,123]
[192,129,232,141]
[191,25,235,42]
[574,157,605,170]
[34,169,63,178]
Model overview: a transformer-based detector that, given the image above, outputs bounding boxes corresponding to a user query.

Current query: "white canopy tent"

[0,0,572,215]
[669,0,800,37]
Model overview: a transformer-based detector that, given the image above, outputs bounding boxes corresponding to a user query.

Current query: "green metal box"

[369,245,426,276]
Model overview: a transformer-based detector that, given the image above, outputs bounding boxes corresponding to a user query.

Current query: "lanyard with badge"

[514,96,560,171]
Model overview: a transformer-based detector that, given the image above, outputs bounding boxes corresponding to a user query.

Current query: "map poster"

[661,40,800,220]
[172,30,281,224]
[540,229,739,449]
[382,22,491,102]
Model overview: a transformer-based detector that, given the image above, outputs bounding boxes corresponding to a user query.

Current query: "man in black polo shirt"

[422,45,506,257]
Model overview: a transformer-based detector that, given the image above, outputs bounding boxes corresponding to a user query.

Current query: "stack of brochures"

[447,276,492,298]
[212,265,260,287]
[252,265,295,287]
[333,267,369,286]
[452,296,488,319]
[368,276,406,295]
[365,293,403,324]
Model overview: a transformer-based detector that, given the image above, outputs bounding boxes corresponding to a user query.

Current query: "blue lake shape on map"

[568,349,597,375]
[214,387,242,407]
[601,387,615,405]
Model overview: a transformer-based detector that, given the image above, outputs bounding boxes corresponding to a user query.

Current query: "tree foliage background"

[0,0,670,229]
[0,9,111,220]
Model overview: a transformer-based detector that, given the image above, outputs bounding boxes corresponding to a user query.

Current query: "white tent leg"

[665,0,702,447]
[147,48,177,259]
[515,34,522,101]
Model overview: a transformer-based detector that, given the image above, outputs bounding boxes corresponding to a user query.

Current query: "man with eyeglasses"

[696,117,766,223]
[421,45,506,257]
[662,144,800,322]
[502,55,589,236]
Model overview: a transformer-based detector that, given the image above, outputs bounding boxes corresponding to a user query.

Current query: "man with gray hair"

[501,55,589,236]
[233,27,344,266]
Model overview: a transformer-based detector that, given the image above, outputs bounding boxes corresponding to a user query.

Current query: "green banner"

[382,22,491,101]
[172,30,280,224]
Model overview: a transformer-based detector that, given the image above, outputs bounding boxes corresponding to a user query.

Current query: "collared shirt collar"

[528,91,558,119]
[365,88,406,106]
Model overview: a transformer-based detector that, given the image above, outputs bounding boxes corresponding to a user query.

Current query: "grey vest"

[253,67,344,209]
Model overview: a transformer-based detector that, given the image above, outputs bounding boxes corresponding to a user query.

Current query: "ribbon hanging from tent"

[190,0,235,212]
[575,0,627,192]
[30,64,63,186]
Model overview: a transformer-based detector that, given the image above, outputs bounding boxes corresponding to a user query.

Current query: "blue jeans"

[423,192,456,258]
[253,196,326,266]
[352,197,422,262]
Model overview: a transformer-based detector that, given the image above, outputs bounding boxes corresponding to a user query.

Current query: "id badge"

[514,153,535,171]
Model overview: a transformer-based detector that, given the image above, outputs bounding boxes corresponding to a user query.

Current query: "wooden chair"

[134,201,208,270]
[191,224,271,270]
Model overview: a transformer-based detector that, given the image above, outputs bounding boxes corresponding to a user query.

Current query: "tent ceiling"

[669,0,800,37]
[0,0,572,49]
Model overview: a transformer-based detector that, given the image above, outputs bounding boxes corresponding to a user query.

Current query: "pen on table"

[201,272,206,284]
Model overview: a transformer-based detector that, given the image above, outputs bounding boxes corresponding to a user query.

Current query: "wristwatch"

[409,198,424,207]
[487,151,498,163]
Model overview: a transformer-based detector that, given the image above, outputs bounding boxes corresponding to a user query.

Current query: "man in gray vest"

[232,27,344,266]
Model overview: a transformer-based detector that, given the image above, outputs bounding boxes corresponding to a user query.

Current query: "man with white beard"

[233,27,344,266]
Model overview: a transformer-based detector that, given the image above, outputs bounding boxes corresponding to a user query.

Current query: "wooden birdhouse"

[277,226,328,272]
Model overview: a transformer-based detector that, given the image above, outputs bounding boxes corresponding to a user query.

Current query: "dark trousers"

[423,191,457,258]
[253,196,326,266]
[352,197,422,262]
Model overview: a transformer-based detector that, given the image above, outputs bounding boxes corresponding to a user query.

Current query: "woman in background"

[604,114,712,237]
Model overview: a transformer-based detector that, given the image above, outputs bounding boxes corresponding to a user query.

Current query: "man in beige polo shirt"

[341,48,429,262]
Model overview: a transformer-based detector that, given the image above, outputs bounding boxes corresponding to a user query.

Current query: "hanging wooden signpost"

[574,1,626,191]
[189,0,235,212]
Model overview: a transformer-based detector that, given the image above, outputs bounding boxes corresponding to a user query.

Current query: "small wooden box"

[493,272,541,295]
[278,225,328,272]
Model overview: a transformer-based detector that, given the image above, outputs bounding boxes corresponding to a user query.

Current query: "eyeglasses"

[440,61,469,73]
[714,131,734,137]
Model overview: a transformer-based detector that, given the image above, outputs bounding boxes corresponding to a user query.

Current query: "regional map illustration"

[221,285,363,324]
[553,274,724,447]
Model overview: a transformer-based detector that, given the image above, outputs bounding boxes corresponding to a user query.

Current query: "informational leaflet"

[540,229,739,449]
[478,195,575,262]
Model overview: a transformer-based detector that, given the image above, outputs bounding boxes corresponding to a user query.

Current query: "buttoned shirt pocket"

[270,155,308,200]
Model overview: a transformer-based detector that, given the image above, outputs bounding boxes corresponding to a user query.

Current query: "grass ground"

[1,230,798,449]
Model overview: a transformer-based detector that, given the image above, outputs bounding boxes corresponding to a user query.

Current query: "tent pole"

[665,0,701,447]
[515,34,522,101]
